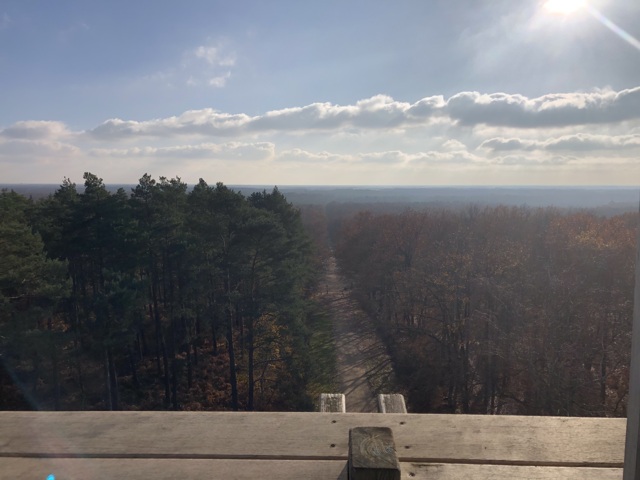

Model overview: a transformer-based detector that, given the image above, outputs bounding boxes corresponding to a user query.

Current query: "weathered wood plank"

[377,394,407,414]
[403,463,622,480]
[0,412,626,466]
[0,458,348,480]
[349,427,400,480]
[320,393,346,413]
[0,459,622,480]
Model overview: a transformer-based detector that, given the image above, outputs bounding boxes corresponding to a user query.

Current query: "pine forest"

[1,174,316,411]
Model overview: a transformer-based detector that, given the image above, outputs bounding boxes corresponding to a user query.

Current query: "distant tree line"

[0,173,315,411]
[335,206,637,416]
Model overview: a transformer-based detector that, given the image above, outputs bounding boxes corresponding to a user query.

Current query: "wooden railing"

[0,396,626,479]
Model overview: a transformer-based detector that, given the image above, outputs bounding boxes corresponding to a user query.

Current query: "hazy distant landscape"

[3,184,638,213]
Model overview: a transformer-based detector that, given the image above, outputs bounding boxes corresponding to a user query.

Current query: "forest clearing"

[319,255,396,412]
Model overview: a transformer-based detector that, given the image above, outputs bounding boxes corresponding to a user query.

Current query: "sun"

[543,0,585,14]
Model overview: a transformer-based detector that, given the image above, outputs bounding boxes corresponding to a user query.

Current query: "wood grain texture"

[0,458,348,480]
[0,459,622,480]
[320,393,346,413]
[349,427,400,480]
[403,463,622,480]
[377,394,407,414]
[0,412,626,466]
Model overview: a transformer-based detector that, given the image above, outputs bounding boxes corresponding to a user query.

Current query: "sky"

[1,0,640,186]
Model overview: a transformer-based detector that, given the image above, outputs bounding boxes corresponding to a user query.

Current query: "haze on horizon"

[1,0,640,186]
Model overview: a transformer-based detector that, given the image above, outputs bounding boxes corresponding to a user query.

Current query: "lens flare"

[584,4,640,52]
[543,0,640,52]
[544,0,585,15]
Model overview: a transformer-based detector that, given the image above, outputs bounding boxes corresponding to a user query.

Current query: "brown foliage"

[335,206,637,417]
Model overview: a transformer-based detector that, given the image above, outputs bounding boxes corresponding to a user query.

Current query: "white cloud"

[209,72,231,88]
[278,149,346,164]
[194,45,236,67]
[134,40,237,90]
[183,41,236,89]
[3,86,640,184]
[0,121,71,140]
[406,150,481,165]
[0,139,79,158]
[489,154,572,166]
[195,46,220,65]
[88,109,251,139]
[86,87,640,142]
[277,148,480,166]
[442,139,467,151]
[480,133,640,152]
[446,88,640,127]
[90,142,274,161]
[87,95,445,140]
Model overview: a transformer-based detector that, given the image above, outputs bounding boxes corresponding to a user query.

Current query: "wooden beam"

[403,463,622,480]
[377,394,407,414]
[624,199,640,480]
[319,393,346,413]
[0,458,349,480]
[349,427,400,480]
[0,459,623,480]
[0,412,626,466]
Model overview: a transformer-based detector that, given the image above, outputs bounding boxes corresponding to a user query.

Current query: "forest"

[0,173,318,411]
[1,176,638,418]
[334,206,637,416]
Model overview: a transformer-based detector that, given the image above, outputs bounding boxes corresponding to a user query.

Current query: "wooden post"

[319,393,346,412]
[624,198,640,480]
[349,427,400,480]
[377,394,407,414]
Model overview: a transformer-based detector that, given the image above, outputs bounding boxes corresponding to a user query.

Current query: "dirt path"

[320,255,396,412]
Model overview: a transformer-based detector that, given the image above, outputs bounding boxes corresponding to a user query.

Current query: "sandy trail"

[320,255,396,412]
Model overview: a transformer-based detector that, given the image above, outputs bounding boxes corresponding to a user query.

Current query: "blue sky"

[1,0,640,185]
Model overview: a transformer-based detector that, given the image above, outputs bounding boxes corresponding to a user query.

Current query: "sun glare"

[543,0,585,15]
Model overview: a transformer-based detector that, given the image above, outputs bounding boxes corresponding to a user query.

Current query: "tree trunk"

[209,297,218,357]
[211,315,218,356]
[150,300,162,378]
[107,347,119,410]
[104,349,112,410]
[226,302,239,411]
[170,319,179,410]
[128,345,140,391]
[186,341,193,389]
[74,349,86,410]
[139,326,148,357]
[248,317,255,411]
[162,335,170,408]
[52,349,60,410]
[71,296,86,409]
[238,307,244,360]
[47,318,60,411]
[600,321,608,413]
